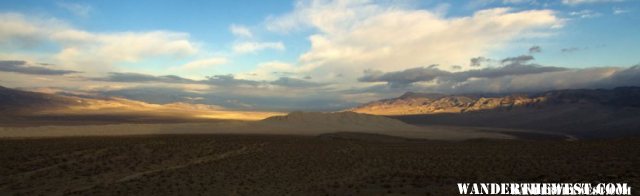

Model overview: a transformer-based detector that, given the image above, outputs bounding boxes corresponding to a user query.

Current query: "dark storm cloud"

[203,74,261,86]
[358,57,567,87]
[0,60,80,75]
[450,64,568,82]
[37,62,56,66]
[272,71,296,76]
[356,64,640,95]
[92,72,196,83]
[269,77,326,88]
[446,66,640,94]
[500,55,534,65]
[561,47,580,53]
[90,72,326,88]
[358,66,451,87]
[529,46,542,53]
[470,57,491,67]
[204,75,326,88]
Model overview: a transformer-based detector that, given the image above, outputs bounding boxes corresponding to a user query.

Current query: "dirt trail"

[116,145,256,182]
[63,143,266,194]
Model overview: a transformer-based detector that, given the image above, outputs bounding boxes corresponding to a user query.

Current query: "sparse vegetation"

[0,134,638,195]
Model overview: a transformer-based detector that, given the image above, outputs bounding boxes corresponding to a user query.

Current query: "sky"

[0,0,639,111]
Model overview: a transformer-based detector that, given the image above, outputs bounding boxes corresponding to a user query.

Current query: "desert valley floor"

[1,133,639,195]
[1,86,639,195]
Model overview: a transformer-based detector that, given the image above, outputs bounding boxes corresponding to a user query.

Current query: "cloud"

[92,73,260,87]
[443,68,613,93]
[358,66,451,87]
[266,1,562,83]
[562,0,624,5]
[91,72,196,83]
[5,1,636,111]
[171,57,228,71]
[240,61,303,80]
[87,67,628,112]
[203,74,327,88]
[358,55,568,87]
[0,60,80,75]
[0,13,52,47]
[450,63,568,82]
[10,63,639,112]
[529,45,542,53]
[203,74,262,86]
[0,13,199,72]
[269,77,326,88]
[613,7,630,14]
[470,57,492,67]
[54,31,199,71]
[88,70,328,90]
[561,47,581,53]
[82,73,342,111]
[356,64,640,95]
[502,0,536,4]
[569,10,602,18]
[232,41,285,53]
[57,2,92,17]
[230,24,253,38]
[445,66,639,93]
[500,55,534,65]
[229,24,285,55]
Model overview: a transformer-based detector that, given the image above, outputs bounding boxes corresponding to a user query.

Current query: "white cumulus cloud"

[266,0,563,84]
[232,41,285,54]
[171,57,229,71]
[562,0,624,5]
[57,1,92,17]
[230,24,253,38]
[0,12,200,72]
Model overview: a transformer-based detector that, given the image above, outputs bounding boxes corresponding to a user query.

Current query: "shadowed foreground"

[1,134,638,195]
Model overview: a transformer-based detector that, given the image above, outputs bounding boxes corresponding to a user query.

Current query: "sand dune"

[0,112,516,140]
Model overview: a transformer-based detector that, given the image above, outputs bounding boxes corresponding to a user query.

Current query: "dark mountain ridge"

[0,86,276,125]
[351,87,640,115]
[350,87,640,139]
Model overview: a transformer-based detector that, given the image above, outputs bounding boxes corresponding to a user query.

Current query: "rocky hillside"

[0,86,278,122]
[350,87,640,115]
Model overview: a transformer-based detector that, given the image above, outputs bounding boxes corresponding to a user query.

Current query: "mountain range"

[2,85,640,139]
[351,87,640,115]
[351,87,640,138]
[0,86,278,125]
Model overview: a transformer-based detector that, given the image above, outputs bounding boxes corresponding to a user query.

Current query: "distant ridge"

[0,86,278,122]
[349,87,640,138]
[350,87,640,115]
